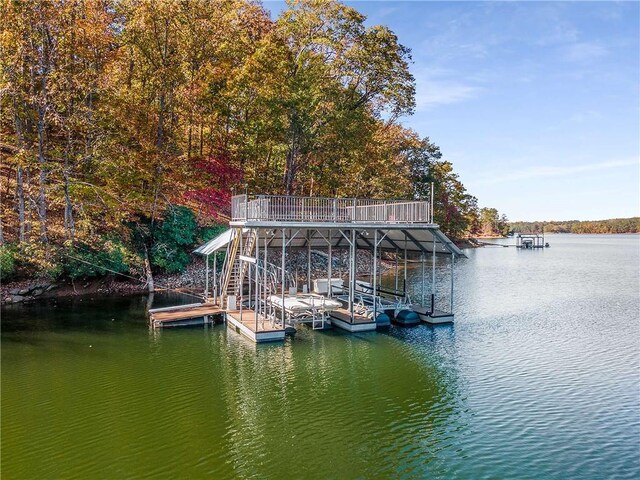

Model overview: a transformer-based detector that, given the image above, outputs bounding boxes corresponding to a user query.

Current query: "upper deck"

[231,194,433,226]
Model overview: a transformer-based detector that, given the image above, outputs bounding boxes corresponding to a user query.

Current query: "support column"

[213,253,217,305]
[255,229,259,331]
[281,228,286,327]
[264,234,268,321]
[327,230,333,297]
[307,230,312,293]
[450,252,455,313]
[432,234,436,312]
[403,234,408,297]
[205,255,209,301]
[394,249,399,293]
[373,230,378,320]
[350,229,356,323]
[421,253,425,306]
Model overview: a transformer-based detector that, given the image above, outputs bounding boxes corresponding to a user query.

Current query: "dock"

[152,192,462,343]
[329,308,377,332]
[226,309,286,342]
[149,303,223,328]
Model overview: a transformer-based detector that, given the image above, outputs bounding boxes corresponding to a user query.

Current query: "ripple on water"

[2,235,639,479]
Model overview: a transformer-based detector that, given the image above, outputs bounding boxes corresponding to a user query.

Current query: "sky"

[265,1,640,221]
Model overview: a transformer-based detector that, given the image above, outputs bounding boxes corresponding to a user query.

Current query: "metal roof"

[193,228,244,256]
[195,225,465,257]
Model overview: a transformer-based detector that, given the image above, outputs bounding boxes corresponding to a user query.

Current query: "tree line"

[510,218,640,235]
[1,0,503,283]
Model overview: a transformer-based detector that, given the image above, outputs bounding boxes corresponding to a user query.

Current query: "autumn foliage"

[0,0,497,280]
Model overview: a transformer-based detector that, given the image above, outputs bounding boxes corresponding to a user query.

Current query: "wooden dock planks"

[149,303,223,326]
[226,309,286,342]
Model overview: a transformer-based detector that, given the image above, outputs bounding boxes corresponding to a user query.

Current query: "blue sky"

[265,1,639,221]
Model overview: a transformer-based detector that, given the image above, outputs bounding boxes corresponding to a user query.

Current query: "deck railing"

[231,194,432,224]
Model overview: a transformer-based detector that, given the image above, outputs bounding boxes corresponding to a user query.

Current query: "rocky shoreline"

[1,249,398,306]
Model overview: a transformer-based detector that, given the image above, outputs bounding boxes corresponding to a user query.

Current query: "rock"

[46,284,57,291]
[17,288,30,296]
[32,288,44,296]
[11,295,25,303]
[9,288,21,295]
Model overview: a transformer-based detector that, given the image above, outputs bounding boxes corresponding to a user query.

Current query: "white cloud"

[415,80,480,109]
[562,41,608,63]
[475,158,639,185]
[413,66,481,110]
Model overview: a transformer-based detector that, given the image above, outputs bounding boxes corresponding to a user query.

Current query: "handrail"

[231,194,431,224]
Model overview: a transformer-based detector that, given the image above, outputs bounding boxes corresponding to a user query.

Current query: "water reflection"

[2,234,639,479]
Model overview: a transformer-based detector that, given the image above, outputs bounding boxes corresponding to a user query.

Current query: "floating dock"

[226,309,286,343]
[148,303,223,328]
[329,308,377,332]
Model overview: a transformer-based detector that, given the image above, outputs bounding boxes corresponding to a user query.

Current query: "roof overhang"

[218,222,465,257]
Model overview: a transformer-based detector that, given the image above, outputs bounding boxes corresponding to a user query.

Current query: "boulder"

[17,288,30,296]
[11,295,25,303]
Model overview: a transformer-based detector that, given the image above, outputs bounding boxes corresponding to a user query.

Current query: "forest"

[510,218,640,235]
[1,0,506,284]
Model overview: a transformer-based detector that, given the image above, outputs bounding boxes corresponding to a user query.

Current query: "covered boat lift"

[189,194,464,342]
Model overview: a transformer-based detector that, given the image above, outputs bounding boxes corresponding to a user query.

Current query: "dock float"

[226,309,286,343]
[329,308,377,332]
[149,303,223,328]
[427,309,454,324]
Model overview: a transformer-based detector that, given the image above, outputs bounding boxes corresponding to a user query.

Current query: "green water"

[2,234,639,479]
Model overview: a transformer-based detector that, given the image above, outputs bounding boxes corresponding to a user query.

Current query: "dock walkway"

[226,309,287,342]
[149,303,223,328]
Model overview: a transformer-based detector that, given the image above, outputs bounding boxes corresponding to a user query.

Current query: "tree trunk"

[63,167,74,242]
[36,21,49,243]
[144,245,154,293]
[37,103,48,243]
[16,167,25,242]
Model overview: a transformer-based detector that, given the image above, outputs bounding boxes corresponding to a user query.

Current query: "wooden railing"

[231,195,432,224]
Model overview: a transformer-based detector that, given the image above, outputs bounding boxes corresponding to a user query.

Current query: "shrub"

[64,240,133,279]
[150,206,198,273]
[13,242,63,280]
[0,245,16,280]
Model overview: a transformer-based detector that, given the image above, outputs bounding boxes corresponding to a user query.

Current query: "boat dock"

[149,192,463,343]
[148,303,223,328]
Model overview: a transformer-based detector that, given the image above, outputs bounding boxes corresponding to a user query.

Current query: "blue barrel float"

[393,309,420,326]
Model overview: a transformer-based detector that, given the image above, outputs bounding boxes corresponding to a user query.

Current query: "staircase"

[220,229,257,306]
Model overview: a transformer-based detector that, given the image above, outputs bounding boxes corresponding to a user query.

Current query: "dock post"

[450,252,455,313]
[404,234,408,296]
[421,253,425,306]
[373,230,378,320]
[213,253,217,305]
[350,228,356,323]
[432,234,436,299]
[307,230,312,293]
[282,228,286,327]
[255,229,259,331]
[327,229,333,297]
[264,234,268,321]
[394,249,399,292]
[205,255,209,302]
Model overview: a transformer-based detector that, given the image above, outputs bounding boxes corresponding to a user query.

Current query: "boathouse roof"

[195,194,464,257]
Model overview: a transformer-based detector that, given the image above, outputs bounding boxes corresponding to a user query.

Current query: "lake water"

[2,234,639,479]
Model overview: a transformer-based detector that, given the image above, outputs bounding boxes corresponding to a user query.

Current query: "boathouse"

[151,194,464,342]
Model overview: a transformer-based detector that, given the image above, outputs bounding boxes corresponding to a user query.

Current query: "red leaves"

[191,154,243,184]
[183,154,243,219]
[183,188,231,219]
